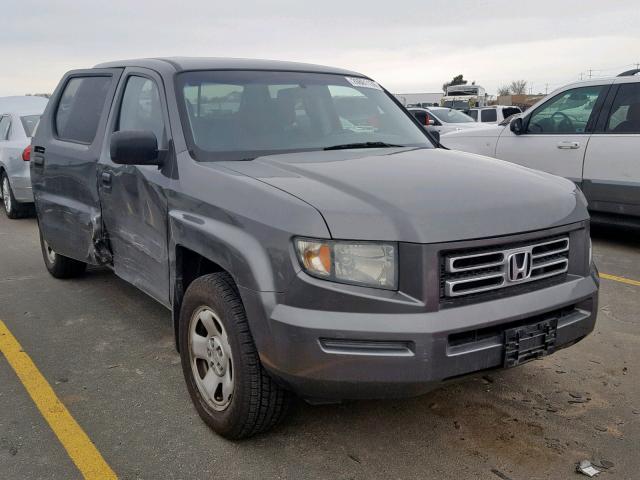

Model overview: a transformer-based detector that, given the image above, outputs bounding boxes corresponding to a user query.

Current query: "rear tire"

[2,173,29,219]
[39,230,87,278]
[179,272,291,439]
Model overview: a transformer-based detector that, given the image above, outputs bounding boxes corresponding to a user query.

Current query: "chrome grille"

[443,237,569,298]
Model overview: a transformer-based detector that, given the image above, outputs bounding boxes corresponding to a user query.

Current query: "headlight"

[294,238,397,290]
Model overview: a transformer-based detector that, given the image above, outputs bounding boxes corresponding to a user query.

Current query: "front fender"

[169,210,278,293]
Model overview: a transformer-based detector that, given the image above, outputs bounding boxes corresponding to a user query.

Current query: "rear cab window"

[55,76,112,144]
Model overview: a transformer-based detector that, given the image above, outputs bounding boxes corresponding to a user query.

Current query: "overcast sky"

[2,0,639,96]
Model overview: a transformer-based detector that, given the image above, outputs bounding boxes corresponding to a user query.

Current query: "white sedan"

[0,96,48,218]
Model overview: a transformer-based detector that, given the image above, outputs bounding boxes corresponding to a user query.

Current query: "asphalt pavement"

[0,214,638,480]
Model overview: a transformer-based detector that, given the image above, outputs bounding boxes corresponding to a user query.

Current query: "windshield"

[176,71,432,161]
[21,115,41,137]
[429,108,475,123]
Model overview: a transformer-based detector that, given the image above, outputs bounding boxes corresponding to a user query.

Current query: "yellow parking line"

[600,273,640,287]
[0,319,116,480]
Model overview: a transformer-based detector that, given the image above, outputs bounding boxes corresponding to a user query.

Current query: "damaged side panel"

[30,68,123,265]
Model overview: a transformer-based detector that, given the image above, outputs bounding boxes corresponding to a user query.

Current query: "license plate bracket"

[504,318,558,368]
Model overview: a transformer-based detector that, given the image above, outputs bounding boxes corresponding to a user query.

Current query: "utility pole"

[588,69,593,79]
[545,83,549,94]
[579,72,584,81]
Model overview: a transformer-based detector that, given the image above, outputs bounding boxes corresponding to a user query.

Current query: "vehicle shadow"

[591,222,640,249]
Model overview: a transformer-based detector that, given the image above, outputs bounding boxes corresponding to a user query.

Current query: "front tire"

[179,273,290,439]
[2,173,29,219]
[39,230,87,278]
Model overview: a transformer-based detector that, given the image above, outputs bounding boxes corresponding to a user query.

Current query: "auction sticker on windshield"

[345,77,383,90]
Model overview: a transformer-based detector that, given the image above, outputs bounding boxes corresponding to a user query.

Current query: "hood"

[221,148,588,243]
[441,124,505,138]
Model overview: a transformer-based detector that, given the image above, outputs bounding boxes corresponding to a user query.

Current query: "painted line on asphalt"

[600,273,640,287]
[0,319,116,480]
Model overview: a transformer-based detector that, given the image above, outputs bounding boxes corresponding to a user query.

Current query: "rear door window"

[55,76,112,144]
[605,83,640,133]
[480,109,497,122]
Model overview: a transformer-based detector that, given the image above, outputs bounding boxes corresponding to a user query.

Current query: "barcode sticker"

[345,77,383,90]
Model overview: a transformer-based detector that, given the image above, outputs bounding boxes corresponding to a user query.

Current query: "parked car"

[0,96,48,218]
[32,58,598,439]
[466,105,522,124]
[441,70,640,226]
[408,106,483,134]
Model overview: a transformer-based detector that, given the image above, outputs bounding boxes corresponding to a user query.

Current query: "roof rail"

[617,69,640,77]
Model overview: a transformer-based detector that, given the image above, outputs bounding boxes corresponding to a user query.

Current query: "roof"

[0,96,48,115]
[94,57,364,77]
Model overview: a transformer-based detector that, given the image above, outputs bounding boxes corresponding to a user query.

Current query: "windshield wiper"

[323,141,404,151]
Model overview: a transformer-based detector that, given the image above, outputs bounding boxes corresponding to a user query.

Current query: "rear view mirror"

[510,117,524,135]
[110,130,162,166]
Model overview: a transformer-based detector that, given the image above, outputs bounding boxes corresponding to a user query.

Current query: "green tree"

[442,74,467,93]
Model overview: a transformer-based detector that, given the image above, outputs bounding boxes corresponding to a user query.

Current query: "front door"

[97,69,172,306]
[495,84,610,183]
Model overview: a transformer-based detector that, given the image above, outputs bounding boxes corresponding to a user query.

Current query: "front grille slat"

[442,236,570,298]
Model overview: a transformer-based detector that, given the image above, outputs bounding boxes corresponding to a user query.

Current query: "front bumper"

[241,269,598,400]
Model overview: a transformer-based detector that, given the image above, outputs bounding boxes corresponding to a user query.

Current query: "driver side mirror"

[110,130,162,166]
[510,117,524,135]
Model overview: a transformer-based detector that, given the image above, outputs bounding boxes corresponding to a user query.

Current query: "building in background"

[496,94,545,110]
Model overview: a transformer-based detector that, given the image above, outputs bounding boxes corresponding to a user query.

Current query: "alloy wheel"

[189,306,234,411]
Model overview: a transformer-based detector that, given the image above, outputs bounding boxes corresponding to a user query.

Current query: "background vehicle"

[408,106,482,134]
[0,96,48,218]
[441,84,486,109]
[467,105,522,124]
[32,58,598,439]
[441,70,640,226]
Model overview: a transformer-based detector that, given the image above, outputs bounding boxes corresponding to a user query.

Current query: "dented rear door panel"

[31,68,123,264]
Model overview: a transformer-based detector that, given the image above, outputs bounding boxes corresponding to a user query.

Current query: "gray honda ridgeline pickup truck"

[31,58,598,439]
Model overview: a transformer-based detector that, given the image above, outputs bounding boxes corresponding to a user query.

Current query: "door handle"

[32,146,45,166]
[557,141,580,150]
[101,171,112,186]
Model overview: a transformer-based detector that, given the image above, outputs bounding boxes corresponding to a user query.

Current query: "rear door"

[97,68,172,305]
[582,79,640,218]
[494,83,610,183]
[31,69,122,263]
